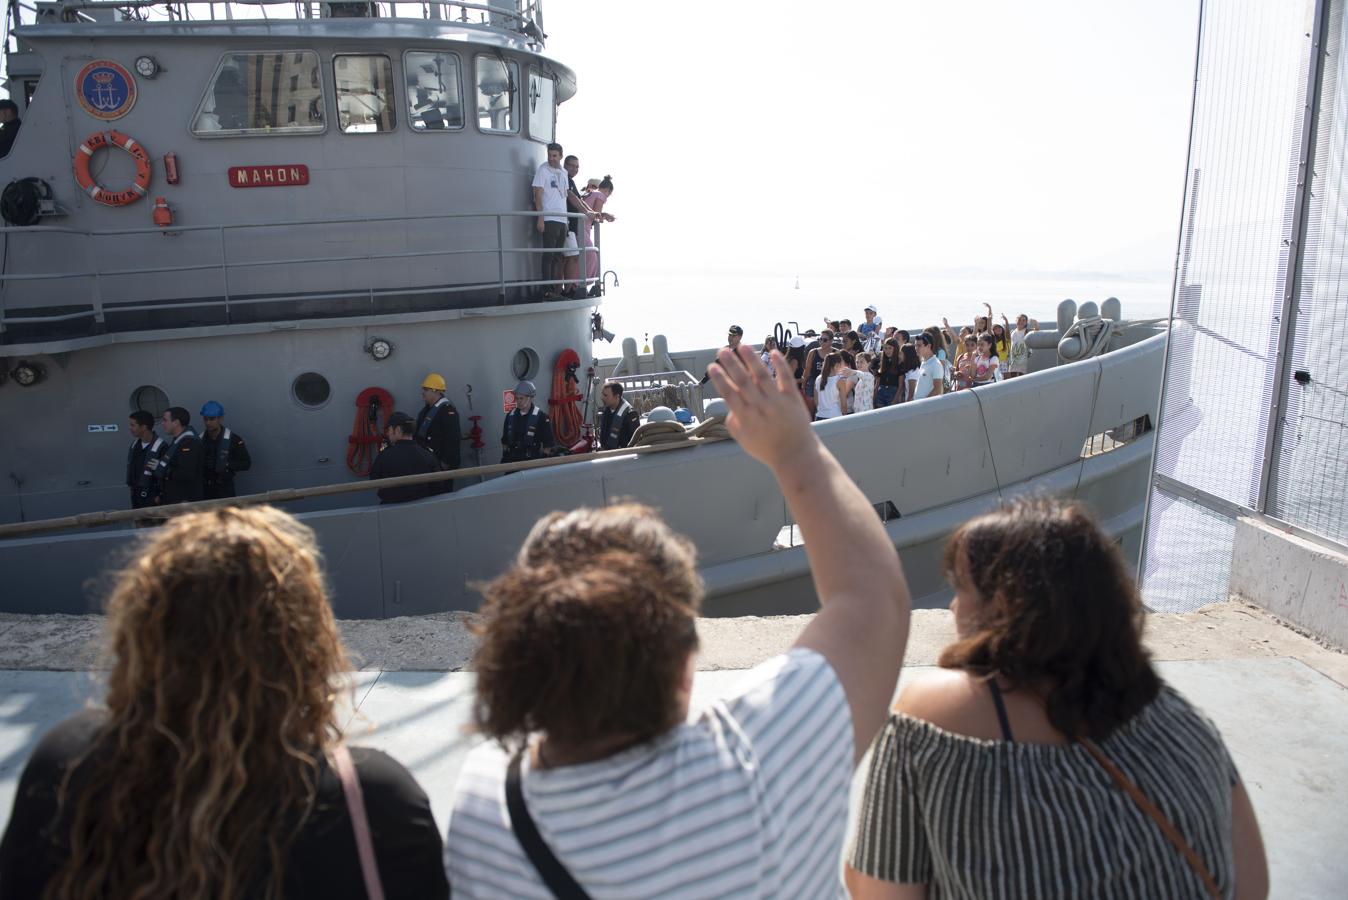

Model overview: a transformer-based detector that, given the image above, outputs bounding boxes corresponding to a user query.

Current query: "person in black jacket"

[199,400,252,500]
[158,407,204,504]
[125,410,166,509]
[414,373,461,486]
[597,381,640,450]
[501,380,556,463]
[370,412,441,504]
[0,99,21,159]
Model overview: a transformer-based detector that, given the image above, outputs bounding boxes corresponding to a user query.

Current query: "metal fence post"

[1257,0,1331,515]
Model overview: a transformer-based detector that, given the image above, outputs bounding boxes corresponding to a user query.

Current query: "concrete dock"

[1,603,1344,896]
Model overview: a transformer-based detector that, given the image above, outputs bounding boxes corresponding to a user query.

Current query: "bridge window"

[475,56,518,134]
[405,51,464,131]
[192,51,325,136]
[527,69,555,143]
[335,54,396,133]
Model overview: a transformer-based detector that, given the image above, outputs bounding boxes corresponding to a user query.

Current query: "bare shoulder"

[893,668,987,733]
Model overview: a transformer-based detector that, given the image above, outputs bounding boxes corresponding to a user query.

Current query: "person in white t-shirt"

[446,344,912,899]
[531,142,569,299]
[913,333,945,400]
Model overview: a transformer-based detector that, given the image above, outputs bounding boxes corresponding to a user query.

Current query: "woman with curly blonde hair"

[0,506,447,900]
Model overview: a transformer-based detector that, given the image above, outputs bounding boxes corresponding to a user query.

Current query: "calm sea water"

[599,269,1174,351]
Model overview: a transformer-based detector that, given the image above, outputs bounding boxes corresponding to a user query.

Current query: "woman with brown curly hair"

[446,344,912,897]
[846,498,1268,899]
[0,506,448,900]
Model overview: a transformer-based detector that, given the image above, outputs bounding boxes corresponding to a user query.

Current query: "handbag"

[1079,738,1221,899]
[506,748,592,900]
[331,744,387,900]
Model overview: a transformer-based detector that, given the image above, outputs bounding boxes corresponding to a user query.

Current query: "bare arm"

[845,868,928,900]
[709,347,911,764]
[1232,779,1269,899]
[532,186,545,232]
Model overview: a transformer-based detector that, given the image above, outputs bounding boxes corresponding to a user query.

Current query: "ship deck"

[1,602,1344,896]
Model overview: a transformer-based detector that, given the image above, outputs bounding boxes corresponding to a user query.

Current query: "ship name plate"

[228,165,311,188]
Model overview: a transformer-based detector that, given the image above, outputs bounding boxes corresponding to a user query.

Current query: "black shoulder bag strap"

[505,748,592,900]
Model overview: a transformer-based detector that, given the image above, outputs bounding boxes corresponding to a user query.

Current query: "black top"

[597,402,640,450]
[501,407,554,462]
[369,439,442,503]
[0,710,449,900]
[201,428,253,496]
[161,430,205,503]
[0,118,20,158]
[567,175,583,235]
[414,401,461,471]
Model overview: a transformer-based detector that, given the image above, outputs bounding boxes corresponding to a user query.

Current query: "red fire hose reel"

[346,386,395,475]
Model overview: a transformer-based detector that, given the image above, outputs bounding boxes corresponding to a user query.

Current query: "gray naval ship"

[0,0,1168,617]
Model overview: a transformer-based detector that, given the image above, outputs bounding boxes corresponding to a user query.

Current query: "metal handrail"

[9,1,545,37]
[0,207,605,328]
[0,428,727,540]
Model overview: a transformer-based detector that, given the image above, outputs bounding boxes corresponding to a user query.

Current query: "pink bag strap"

[331,743,387,900]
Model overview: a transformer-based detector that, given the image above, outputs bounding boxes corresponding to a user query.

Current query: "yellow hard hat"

[421,373,447,392]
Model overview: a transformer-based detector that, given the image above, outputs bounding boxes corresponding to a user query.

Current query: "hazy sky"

[546,0,1201,279]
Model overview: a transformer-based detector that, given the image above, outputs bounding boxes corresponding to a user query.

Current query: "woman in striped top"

[846,498,1269,899]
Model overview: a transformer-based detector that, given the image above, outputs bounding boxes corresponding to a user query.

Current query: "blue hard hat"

[674,407,693,424]
[200,400,225,417]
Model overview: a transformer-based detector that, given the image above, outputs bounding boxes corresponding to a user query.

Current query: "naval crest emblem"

[75,60,137,121]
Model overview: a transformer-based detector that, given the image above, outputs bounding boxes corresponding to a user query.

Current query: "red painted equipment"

[346,386,395,475]
[468,415,484,449]
[548,348,584,447]
[568,423,597,455]
[163,152,179,185]
[152,197,172,228]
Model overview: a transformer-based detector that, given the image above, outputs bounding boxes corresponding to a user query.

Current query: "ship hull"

[0,329,1165,617]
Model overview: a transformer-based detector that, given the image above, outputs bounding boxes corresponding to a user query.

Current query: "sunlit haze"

[546,0,1201,281]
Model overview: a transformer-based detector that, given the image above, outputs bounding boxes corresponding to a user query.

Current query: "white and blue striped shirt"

[446,648,852,898]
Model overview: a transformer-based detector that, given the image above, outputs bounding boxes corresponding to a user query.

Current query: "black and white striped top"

[447,649,852,898]
[848,683,1237,899]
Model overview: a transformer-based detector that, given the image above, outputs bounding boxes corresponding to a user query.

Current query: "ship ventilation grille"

[1081,414,1152,459]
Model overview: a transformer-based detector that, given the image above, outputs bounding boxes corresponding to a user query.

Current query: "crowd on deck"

[2,345,1268,899]
[747,301,1041,420]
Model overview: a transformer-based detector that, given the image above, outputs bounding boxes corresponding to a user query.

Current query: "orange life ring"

[73,130,152,207]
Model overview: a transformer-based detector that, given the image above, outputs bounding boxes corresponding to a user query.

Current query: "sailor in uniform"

[501,381,555,463]
[597,381,640,450]
[199,400,252,500]
[125,410,166,509]
[369,411,442,504]
[415,373,461,487]
[159,406,204,504]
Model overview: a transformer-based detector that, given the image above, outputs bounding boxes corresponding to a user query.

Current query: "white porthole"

[512,347,540,381]
[292,372,332,409]
[130,385,170,416]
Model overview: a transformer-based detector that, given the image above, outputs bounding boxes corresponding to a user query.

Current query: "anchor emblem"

[75,60,138,121]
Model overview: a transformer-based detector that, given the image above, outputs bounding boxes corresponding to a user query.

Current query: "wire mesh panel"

[1270,2,1348,543]
[1143,0,1317,612]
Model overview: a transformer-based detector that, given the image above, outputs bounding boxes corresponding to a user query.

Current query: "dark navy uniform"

[201,427,252,500]
[126,436,166,509]
[501,407,554,463]
[161,429,204,504]
[414,398,461,474]
[369,440,441,504]
[598,400,640,450]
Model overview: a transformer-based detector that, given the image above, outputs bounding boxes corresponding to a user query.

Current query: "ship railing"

[606,370,704,419]
[0,428,729,540]
[0,208,602,330]
[7,0,544,41]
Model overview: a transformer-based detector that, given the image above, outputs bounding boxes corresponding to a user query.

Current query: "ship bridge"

[0,0,592,348]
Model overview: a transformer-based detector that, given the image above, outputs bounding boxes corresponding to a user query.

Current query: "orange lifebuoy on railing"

[346,386,395,476]
[73,130,152,207]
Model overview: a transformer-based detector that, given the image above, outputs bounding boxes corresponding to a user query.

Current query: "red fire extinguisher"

[152,197,173,229]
